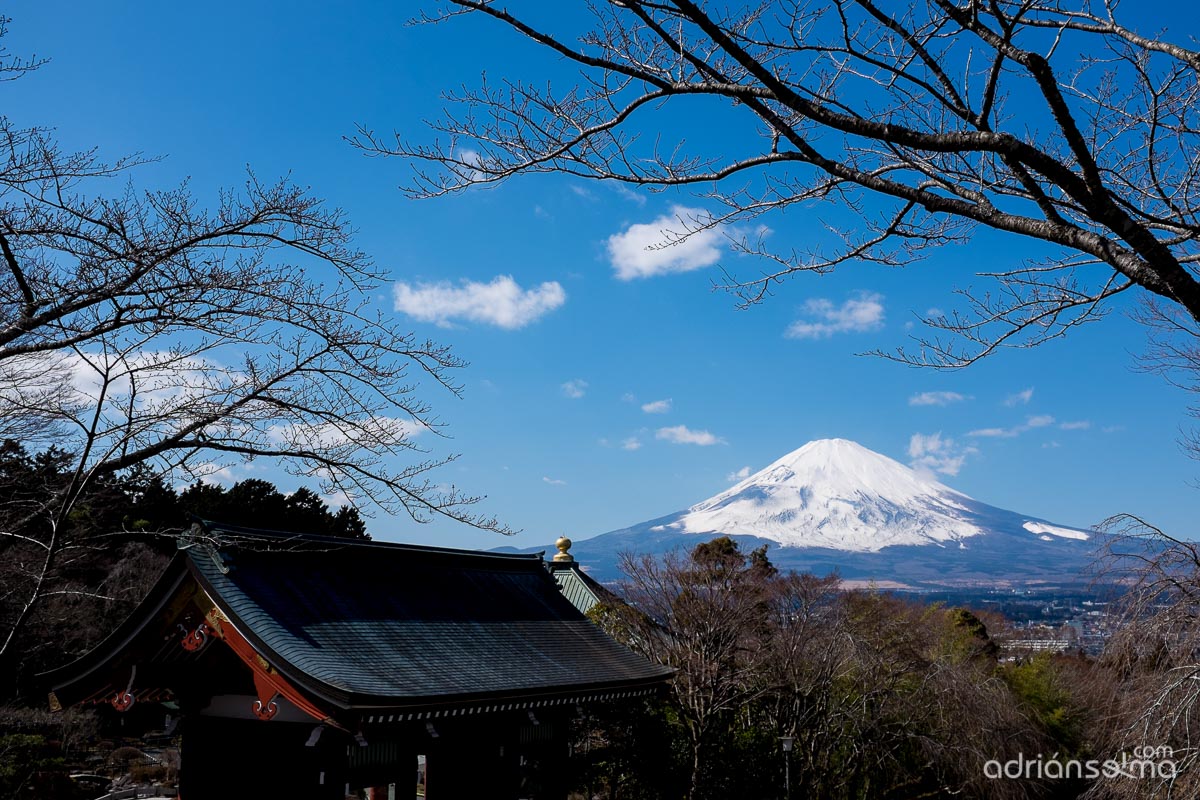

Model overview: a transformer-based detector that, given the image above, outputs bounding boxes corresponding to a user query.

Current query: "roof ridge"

[189,519,546,563]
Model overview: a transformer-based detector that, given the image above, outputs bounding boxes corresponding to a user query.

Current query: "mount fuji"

[527,439,1103,588]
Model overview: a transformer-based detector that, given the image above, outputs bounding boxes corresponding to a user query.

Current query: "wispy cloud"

[656,425,725,446]
[612,184,647,206]
[621,392,637,404]
[968,427,1011,438]
[393,275,565,329]
[320,487,355,508]
[727,465,752,482]
[968,415,1056,438]
[542,476,567,486]
[785,292,885,339]
[454,148,486,184]
[1004,387,1034,406]
[909,391,968,407]
[266,417,426,450]
[641,398,672,414]
[908,432,975,476]
[622,437,642,451]
[1060,420,1091,430]
[184,462,240,488]
[607,206,723,280]
[561,379,588,399]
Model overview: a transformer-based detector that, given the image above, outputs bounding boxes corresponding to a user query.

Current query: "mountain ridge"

[508,438,1102,588]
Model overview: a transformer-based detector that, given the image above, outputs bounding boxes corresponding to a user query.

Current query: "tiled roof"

[548,562,619,615]
[188,522,671,708]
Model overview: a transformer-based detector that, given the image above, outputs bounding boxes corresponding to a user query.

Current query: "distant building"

[42,522,672,799]
[1001,622,1081,655]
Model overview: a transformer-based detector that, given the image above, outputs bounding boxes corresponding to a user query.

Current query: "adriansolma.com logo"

[984,747,1178,780]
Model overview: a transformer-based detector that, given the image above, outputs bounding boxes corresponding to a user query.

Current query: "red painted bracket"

[180,623,210,652]
[111,666,137,712]
[203,607,332,725]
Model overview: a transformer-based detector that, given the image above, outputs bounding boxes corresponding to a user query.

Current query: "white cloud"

[1005,387,1034,406]
[543,476,567,486]
[41,350,223,408]
[656,425,725,446]
[908,391,968,407]
[607,206,724,280]
[622,437,642,451]
[456,148,486,183]
[641,398,672,414]
[0,349,229,446]
[320,487,355,508]
[267,417,425,449]
[785,292,885,339]
[908,432,975,476]
[968,427,1012,438]
[561,379,588,399]
[393,275,566,329]
[180,461,239,487]
[621,392,637,403]
[727,465,752,482]
[612,184,647,206]
[1060,420,1091,430]
[968,415,1056,438]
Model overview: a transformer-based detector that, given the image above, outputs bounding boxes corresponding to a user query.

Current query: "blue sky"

[7,2,1200,549]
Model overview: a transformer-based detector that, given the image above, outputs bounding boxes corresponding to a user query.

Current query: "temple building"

[42,522,672,799]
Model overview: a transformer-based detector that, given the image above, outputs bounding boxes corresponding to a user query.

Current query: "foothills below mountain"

[507,438,1104,589]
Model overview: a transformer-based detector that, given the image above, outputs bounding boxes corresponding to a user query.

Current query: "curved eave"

[40,554,191,704]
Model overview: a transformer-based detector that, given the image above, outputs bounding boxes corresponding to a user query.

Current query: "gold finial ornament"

[553,536,574,562]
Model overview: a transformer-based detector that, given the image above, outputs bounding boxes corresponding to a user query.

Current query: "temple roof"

[547,561,620,615]
[44,521,671,716]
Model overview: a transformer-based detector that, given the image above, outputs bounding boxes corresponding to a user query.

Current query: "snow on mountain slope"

[1021,521,1090,541]
[670,438,984,551]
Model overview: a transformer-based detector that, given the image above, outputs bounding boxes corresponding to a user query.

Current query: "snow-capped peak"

[736,438,974,505]
[674,438,985,552]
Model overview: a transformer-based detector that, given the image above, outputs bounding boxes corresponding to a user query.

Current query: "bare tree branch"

[367,0,1200,368]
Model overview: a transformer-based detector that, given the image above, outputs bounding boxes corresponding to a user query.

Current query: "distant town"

[898,587,1122,657]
